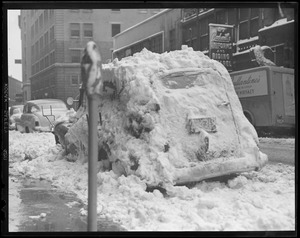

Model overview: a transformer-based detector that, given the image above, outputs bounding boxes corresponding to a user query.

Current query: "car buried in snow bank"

[56,46,268,187]
[17,99,69,133]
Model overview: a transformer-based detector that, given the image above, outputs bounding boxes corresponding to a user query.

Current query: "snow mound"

[66,46,267,187]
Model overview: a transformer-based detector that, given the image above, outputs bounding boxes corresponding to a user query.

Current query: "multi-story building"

[8,76,23,106]
[19,9,162,103]
[113,9,182,59]
[180,7,295,71]
[113,6,295,72]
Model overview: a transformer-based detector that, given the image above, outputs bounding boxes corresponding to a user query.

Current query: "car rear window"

[39,103,67,110]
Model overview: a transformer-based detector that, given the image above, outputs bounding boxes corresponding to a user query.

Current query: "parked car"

[9,105,24,130]
[17,99,69,133]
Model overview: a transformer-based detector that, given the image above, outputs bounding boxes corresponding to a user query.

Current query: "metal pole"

[87,95,98,231]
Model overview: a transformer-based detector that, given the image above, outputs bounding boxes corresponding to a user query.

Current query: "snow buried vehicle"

[56,46,268,187]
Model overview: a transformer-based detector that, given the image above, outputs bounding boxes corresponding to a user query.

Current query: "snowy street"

[8,130,295,231]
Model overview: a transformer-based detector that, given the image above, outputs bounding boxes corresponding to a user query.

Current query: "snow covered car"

[9,105,23,130]
[62,46,268,187]
[17,99,69,133]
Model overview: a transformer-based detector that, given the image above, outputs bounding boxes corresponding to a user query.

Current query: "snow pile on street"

[9,131,295,231]
[65,46,267,186]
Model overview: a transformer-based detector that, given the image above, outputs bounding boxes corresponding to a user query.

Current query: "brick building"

[19,9,162,103]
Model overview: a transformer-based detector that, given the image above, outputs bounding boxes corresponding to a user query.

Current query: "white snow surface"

[9,131,295,231]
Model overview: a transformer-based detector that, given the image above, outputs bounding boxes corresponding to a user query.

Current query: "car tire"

[25,127,30,133]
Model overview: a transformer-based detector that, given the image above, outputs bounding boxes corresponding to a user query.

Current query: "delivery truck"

[230,66,295,136]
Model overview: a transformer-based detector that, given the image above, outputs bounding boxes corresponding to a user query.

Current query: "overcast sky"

[8,10,22,82]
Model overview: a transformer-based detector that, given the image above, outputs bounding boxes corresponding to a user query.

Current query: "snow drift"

[63,45,268,187]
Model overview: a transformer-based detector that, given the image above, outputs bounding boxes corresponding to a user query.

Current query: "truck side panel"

[270,68,295,127]
[231,66,295,130]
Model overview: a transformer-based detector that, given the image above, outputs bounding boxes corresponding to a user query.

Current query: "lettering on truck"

[232,70,268,98]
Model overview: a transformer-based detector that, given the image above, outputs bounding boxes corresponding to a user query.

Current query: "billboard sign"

[209,23,234,71]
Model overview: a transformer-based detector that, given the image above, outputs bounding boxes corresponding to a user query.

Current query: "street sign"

[209,23,234,72]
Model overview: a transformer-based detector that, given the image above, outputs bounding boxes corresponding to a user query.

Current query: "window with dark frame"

[70,23,80,38]
[238,8,259,41]
[35,19,38,35]
[70,75,79,85]
[111,24,121,37]
[44,10,48,25]
[31,25,34,38]
[39,13,43,29]
[50,26,54,41]
[44,32,49,52]
[70,49,81,63]
[169,29,176,51]
[39,37,43,56]
[83,23,93,38]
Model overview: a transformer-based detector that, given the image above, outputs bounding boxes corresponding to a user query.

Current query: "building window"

[199,15,214,51]
[150,34,163,53]
[250,8,259,37]
[35,42,39,61]
[169,29,176,51]
[50,26,54,41]
[39,13,43,29]
[70,23,80,38]
[39,37,43,57]
[45,55,49,68]
[44,32,49,52]
[31,45,34,62]
[238,8,259,41]
[50,51,55,65]
[40,58,45,70]
[31,25,34,38]
[49,10,54,19]
[216,10,227,24]
[35,19,38,35]
[44,10,48,25]
[70,49,81,63]
[83,23,93,38]
[111,24,121,37]
[70,75,79,85]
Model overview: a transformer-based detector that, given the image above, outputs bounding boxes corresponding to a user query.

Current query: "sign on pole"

[209,23,234,72]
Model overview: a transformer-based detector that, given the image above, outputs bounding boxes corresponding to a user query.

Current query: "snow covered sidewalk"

[9,131,295,231]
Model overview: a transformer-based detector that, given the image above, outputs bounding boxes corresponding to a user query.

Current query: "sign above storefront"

[209,23,234,72]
